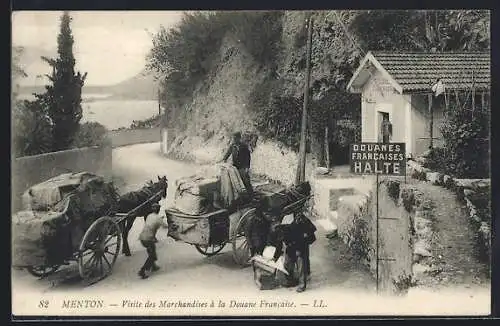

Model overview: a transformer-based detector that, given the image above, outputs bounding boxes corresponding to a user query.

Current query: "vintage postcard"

[11,10,492,318]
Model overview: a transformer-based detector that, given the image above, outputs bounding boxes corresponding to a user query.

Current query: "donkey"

[117,176,168,256]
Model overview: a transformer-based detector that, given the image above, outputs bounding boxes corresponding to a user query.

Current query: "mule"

[117,176,168,256]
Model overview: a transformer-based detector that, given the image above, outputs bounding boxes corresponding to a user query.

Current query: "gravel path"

[412,182,490,289]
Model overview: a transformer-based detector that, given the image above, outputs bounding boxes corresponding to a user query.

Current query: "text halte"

[352,161,402,174]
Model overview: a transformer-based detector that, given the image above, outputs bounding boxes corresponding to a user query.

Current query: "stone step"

[316,217,338,233]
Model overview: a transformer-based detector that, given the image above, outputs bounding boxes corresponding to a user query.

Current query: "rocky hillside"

[166,31,316,185]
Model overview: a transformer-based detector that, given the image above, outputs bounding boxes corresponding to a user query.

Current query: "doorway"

[377,111,390,143]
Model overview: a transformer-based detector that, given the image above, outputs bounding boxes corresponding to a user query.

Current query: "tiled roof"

[371,51,490,92]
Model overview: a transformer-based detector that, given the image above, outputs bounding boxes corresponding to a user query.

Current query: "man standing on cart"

[220,131,254,196]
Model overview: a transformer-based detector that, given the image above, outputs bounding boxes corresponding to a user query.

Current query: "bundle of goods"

[12,209,72,267]
[166,209,229,246]
[12,172,118,268]
[173,176,220,215]
[218,164,251,210]
[250,246,288,290]
[256,181,311,214]
[173,163,253,215]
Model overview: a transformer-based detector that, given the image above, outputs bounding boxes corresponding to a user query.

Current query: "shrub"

[344,215,374,266]
[386,180,401,202]
[12,99,53,157]
[422,147,448,173]
[467,186,491,224]
[401,188,416,213]
[392,272,418,296]
[72,122,110,148]
[444,176,456,190]
[411,169,427,181]
[130,114,161,129]
[439,100,490,178]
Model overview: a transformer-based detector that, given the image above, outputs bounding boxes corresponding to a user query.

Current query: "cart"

[165,185,311,268]
[12,172,165,285]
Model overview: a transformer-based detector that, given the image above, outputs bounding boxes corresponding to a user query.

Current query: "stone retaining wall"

[107,127,161,148]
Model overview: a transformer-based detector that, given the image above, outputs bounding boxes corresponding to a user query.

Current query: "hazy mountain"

[102,69,161,100]
[15,45,160,100]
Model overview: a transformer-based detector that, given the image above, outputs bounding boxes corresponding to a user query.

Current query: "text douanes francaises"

[229,300,295,308]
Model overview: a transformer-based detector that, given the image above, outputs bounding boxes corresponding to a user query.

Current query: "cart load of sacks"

[12,172,118,268]
[172,163,311,216]
[168,163,311,247]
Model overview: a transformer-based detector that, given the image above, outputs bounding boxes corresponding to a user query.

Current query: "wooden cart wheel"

[231,208,255,267]
[27,265,60,278]
[194,243,226,256]
[78,216,121,284]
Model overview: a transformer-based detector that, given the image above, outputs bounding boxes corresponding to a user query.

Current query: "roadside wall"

[11,145,112,213]
[108,127,161,148]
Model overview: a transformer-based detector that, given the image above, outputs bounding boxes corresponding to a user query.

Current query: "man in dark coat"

[246,201,281,258]
[221,131,253,195]
[275,213,317,292]
[381,115,392,144]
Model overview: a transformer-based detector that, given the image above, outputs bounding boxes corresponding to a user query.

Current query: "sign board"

[349,142,406,176]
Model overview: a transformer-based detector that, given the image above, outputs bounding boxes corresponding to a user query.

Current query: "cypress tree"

[38,11,87,151]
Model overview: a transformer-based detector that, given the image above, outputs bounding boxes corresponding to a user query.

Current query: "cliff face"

[167,14,317,185]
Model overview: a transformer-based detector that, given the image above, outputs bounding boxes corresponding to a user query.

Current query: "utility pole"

[428,93,433,149]
[158,88,161,116]
[295,14,313,185]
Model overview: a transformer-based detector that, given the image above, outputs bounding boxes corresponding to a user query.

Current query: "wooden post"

[376,173,380,293]
[455,89,461,109]
[444,90,449,114]
[471,70,476,118]
[428,93,433,149]
[481,91,485,111]
[295,15,313,185]
[158,88,161,116]
[324,125,330,169]
[472,70,475,108]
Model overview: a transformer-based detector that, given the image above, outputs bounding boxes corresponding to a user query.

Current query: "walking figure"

[138,203,167,279]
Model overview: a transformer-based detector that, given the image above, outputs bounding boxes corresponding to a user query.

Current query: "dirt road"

[11,143,490,316]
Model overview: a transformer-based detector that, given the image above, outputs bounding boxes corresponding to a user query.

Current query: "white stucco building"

[347,51,490,158]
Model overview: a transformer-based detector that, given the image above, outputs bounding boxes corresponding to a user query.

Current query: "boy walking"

[138,203,167,279]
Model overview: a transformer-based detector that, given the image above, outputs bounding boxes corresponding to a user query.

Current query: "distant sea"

[16,93,159,131]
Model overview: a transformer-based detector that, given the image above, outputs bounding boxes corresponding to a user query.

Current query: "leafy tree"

[351,10,490,52]
[12,46,54,157]
[11,46,27,99]
[72,122,110,148]
[36,11,87,151]
[12,100,54,156]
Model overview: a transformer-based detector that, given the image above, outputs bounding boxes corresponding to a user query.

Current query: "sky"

[12,11,185,86]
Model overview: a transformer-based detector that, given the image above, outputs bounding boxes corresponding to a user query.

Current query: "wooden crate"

[166,208,229,246]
